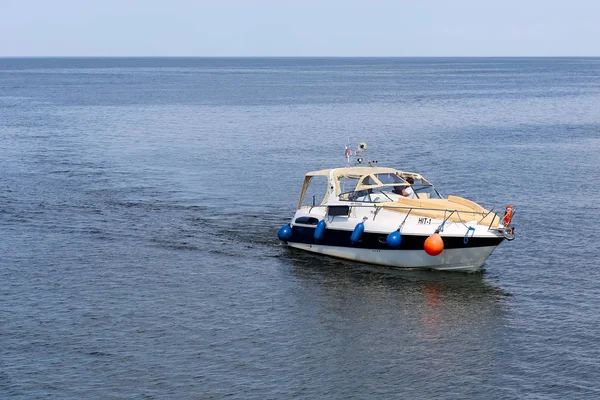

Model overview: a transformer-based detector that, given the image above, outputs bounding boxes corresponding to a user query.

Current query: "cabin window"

[375,173,404,184]
[338,175,370,202]
[338,176,361,194]
[327,205,350,216]
[300,176,329,207]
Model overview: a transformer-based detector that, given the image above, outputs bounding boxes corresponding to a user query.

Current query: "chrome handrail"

[300,203,492,217]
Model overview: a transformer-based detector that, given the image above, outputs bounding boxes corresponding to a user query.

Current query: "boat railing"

[303,203,497,226]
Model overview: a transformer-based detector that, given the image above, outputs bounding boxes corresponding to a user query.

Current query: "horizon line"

[1,55,600,59]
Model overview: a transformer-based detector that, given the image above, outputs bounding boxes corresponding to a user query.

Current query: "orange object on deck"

[502,205,514,227]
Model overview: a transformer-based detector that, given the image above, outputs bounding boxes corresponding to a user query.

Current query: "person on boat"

[394,176,415,199]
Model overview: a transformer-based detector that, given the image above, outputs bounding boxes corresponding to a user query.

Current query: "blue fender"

[314,219,326,240]
[386,230,402,248]
[277,225,293,242]
[350,222,365,244]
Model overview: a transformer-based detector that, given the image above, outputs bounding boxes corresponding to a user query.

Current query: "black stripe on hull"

[289,225,504,250]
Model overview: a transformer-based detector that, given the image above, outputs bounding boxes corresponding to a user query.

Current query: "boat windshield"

[338,173,443,202]
[406,176,443,199]
[338,175,362,194]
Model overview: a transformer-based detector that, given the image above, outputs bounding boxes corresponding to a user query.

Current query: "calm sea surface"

[1,57,600,399]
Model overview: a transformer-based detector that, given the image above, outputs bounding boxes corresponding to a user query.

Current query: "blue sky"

[1,0,599,56]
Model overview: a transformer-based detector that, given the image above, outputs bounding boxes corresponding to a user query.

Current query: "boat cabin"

[296,166,498,226]
[297,167,442,208]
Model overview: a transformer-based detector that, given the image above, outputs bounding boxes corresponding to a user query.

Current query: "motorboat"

[277,142,515,272]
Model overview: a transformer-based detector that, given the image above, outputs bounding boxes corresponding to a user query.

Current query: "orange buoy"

[424,232,444,256]
[502,205,513,227]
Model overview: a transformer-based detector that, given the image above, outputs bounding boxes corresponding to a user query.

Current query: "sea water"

[1,57,600,398]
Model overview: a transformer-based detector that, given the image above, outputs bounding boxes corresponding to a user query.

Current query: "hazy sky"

[1,0,599,56]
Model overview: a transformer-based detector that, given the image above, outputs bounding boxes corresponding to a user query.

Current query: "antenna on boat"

[344,127,351,167]
[345,144,350,166]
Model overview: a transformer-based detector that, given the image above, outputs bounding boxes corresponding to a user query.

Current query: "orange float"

[424,232,444,256]
[502,205,514,227]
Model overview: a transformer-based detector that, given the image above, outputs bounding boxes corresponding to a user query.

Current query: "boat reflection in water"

[281,249,511,389]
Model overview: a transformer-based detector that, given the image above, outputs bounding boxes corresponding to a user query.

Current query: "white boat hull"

[287,242,499,272]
